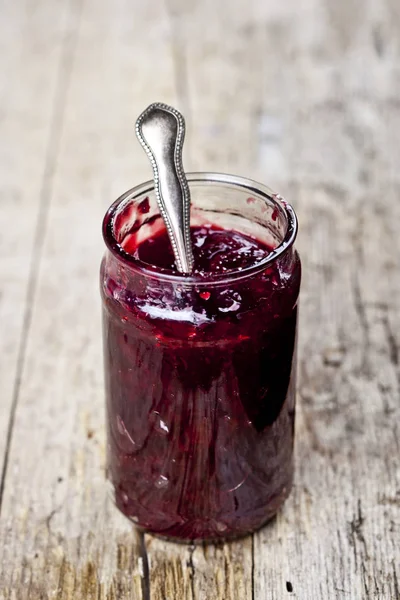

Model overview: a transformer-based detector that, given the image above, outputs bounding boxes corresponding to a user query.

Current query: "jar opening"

[102,172,298,285]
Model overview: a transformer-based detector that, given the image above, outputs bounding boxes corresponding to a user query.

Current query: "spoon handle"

[136,103,194,273]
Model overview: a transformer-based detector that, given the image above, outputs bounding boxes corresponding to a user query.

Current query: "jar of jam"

[101,172,301,542]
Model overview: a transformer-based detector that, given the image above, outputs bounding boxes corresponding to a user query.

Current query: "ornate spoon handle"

[136,103,194,273]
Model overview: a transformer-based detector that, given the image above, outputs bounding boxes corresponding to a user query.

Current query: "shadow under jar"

[101,173,301,542]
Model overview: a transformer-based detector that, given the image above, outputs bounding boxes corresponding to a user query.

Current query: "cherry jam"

[101,180,301,541]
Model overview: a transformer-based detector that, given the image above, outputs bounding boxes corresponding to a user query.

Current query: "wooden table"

[1,0,399,598]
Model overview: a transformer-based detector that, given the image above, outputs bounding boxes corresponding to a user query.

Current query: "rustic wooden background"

[0,0,399,598]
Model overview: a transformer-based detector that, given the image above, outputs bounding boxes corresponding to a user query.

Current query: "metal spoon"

[135,102,194,273]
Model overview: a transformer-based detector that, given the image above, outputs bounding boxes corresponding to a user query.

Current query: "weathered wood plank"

[168,0,267,177]
[147,538,253,600]
[251,0,400,597]
[0,0,178,598]
[0,0,75,500]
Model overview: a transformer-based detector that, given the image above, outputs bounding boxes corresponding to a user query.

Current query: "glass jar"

[101,173,301,542]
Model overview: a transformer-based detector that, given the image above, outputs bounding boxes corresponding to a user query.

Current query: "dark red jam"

[133,226,270,274]
[101,222,301,541]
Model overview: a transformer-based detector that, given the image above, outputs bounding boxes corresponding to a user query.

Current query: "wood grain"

[1,0,399,598]
[252,0,400,597]
[0,0,76,506]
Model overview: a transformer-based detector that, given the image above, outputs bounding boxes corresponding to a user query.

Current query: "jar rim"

[102,172,298,285]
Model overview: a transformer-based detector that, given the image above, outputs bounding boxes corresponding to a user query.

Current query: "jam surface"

[102,224,301,541]
[132,225,270,275]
